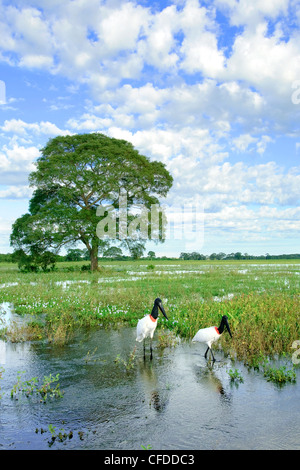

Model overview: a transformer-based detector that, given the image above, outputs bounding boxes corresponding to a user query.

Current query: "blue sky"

[0,0,300,257]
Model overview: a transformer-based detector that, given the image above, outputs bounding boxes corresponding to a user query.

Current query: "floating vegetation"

[11,371,64,402]
[46,424,74,447]
[228,368,244,384]
[35,425,89,447]
[84,346,100,364]
[263,364,297,385]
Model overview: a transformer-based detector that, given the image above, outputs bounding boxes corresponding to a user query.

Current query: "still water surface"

[0,303,299,450]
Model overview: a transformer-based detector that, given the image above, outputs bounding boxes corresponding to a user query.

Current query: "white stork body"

[192,316,232,362]
[136,298,168,359]
[192,326,221,351]
[136,314,158,343]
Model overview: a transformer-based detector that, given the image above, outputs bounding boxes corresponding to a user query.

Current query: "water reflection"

[0,303,35,366]
[137,359,168,412]
[193,361,232,404]
[0,301,15,324]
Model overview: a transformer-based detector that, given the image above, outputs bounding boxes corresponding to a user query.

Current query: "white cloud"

[76,78,266,136]
[106,126,222,166]
[215,0,289,28]
[221,22,300,115]
[19,54,53,68]
[1,119,72,136]
[1,5,54,68]
[98,3,148,53]
[232,133,258,152]
[105,124,300,213]
[0,0,299,109]
[205,204,300,240]
[256,135,273,154]
[179,0,225,76]
[0,143,39,185]
[0,185,33,199]
[67,114,112,131]
[232,134,273,154]
[138,4,180,70]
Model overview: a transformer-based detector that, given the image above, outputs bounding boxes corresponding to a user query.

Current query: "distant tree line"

[0,247,160,270]
[179,252,300,260]
[1,250,300,269]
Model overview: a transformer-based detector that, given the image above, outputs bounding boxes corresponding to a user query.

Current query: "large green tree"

[11,133,173,271]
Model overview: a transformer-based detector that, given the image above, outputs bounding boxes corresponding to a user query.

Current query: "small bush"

[263,364,296,385]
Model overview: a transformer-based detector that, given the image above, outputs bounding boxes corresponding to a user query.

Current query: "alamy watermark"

[292,340,300,365]
[291,80,300,104]
[96,189,204,250]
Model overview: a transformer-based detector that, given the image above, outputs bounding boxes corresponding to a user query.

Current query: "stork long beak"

[225,317,232,338]
[159,303,168,320]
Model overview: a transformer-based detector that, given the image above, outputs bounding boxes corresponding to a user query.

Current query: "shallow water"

[0,304,300,451]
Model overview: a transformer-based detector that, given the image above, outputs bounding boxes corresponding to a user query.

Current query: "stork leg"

[150,338,153,360]
[204,346,216,362]
[143,339,146,360]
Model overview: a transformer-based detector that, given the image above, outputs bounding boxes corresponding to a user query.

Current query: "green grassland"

[0,259,300,367]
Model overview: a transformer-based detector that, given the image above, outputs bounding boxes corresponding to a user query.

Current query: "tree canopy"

[11,133,173,271]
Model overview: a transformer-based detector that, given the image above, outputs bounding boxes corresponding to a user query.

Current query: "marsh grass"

[1,260,300,367]
[157,328,179,349]
[3,320,44,343]
[114,345,137,371]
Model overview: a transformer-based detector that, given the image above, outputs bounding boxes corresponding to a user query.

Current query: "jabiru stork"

[136,298,168,359]
[192,315,232,362]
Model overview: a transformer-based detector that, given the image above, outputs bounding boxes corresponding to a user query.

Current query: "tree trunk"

[90,246,99,271]
[81,236,99,272]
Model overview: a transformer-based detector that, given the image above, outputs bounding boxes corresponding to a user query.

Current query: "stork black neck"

[218,317,226,334]
[151,304,159,320]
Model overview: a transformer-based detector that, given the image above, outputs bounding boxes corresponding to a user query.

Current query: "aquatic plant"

[10,371,38,398]
[38,373,64,401]
[3,320,43,343]
[114,345,137,371]
[84,346,99,364]
[11,371,64,402]
[228,368,244,383]
[46,424,74,447]
[263,364,296,385]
